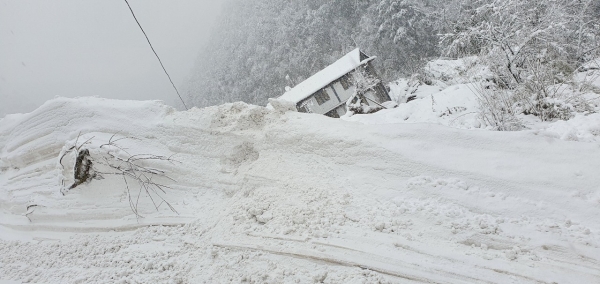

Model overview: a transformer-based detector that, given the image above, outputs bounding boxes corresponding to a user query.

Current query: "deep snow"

[1,94,599,283]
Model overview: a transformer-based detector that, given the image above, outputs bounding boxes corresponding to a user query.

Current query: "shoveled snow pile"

[1,97,600,283]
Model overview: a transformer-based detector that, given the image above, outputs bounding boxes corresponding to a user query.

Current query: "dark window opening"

[298,105,309,113]
[376,83,391,101]
[297,100,311,113]
[365,63,378,78]
[314,89,330,105]
[359,51,369,61]
[340,75,351,90]
[325,109,340,118]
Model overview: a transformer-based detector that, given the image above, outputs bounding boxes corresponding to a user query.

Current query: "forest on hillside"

[183,0,600,116]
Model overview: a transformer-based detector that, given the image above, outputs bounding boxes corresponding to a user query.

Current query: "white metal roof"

[278,48,375,104]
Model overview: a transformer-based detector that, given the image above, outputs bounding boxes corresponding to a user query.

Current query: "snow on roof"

[279,48,375,104]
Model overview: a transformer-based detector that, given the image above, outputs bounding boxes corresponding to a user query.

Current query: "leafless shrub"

[466,55,599,130]
[467,82,523,131]
[576,60,600,95]
[440,0,600,125]
[514,58,598,121]
[59,133,178,220]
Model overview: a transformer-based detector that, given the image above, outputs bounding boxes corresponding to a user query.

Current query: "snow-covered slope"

[348,57,600,143]
[1,97,599,283]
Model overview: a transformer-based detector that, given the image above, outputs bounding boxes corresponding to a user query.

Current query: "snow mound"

[542,113,600,142]
[2,97,600,283]
[0,97,173,169]
[346,83,481,129]
[424,57,492,84]
[378,57,494,130]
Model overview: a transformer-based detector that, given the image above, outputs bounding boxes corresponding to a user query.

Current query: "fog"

[0,0,224,117]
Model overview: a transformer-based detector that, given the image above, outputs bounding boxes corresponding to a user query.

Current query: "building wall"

[331,80,355,103]
[296,67,391,117]
[321,86,343,111]
[363,82,391,105]
[297,88,337,115]
[297,80,355,115]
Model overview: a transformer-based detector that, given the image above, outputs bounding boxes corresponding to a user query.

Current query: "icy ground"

[1,97,600,283]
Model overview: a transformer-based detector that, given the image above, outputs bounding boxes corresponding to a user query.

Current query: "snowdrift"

[1,97,600,283]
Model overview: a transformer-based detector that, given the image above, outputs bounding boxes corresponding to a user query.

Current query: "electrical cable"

[123,0,189,110]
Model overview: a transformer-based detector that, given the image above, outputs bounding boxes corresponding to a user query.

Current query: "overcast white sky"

[0,0,224,117]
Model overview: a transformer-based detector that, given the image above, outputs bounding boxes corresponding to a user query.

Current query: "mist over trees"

[183,0,599,109]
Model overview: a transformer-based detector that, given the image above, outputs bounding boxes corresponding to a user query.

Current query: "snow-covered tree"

[357,0,439,80]
[440,0,600,123]
[183,0,598,124]
[183,0,442,108]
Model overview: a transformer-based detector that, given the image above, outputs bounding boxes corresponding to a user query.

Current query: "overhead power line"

[123,0,189,110]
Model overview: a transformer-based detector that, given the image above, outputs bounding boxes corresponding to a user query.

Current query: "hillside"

[1,95,599,283]
[183,0,599,113]
[182,0,441,108]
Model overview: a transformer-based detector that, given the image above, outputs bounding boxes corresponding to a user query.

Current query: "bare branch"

[61,134,179,220]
